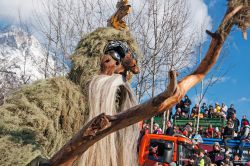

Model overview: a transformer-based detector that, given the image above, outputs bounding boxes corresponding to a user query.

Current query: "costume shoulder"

[0,78,86,165]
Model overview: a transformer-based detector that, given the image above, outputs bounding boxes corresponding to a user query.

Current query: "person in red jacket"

[206,124,214,138]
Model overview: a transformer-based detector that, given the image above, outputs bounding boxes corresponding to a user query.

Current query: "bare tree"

[33,0,199,89]
[33,0,116,77]
[128,0,197,131]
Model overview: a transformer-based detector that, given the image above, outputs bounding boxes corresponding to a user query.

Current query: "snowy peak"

[0,26,40,51]
[0,26,56,84]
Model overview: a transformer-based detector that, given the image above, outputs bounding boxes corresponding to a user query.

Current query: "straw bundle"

[228,0,250,39]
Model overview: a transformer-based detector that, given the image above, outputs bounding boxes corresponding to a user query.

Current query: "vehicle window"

[228,147,250,162]
[178,144,193,166]
[236,148,250,162]
[148,139,174,163]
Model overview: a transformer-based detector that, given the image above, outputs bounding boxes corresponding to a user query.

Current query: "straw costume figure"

[0,0,141,165]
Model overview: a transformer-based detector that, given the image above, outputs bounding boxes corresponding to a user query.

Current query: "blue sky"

[189,0,250,120]
[0,0,249,121]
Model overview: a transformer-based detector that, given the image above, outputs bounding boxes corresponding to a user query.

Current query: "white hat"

[154,123,159,127]
[214,142,220,146]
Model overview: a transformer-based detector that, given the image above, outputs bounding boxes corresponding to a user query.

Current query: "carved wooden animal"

[107,0,131,30]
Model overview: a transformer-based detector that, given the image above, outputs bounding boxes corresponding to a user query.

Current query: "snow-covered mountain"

[0,26,56,83]
[0,26,60,104]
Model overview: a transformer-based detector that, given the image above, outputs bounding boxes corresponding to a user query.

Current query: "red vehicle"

[138,134,198,166]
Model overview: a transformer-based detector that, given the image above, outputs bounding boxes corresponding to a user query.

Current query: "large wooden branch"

[50,5,245,166]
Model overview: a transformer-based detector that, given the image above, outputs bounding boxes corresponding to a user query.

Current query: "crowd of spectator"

[138,94,250,165]
[172,95,238,120]
[139,120,250,165]
[139,119,250,165]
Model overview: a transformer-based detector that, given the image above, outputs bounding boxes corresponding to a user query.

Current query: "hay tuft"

[0,78,87,166]
[227,0,250,39]
[68,27,140,90]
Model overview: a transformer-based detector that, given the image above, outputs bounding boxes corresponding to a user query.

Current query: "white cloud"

[203,76,229,87]
[208,0,217,8]
[0,0,211,30]
[187,0,212,41]
[239,97,250,102]
[0,0,35,22]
